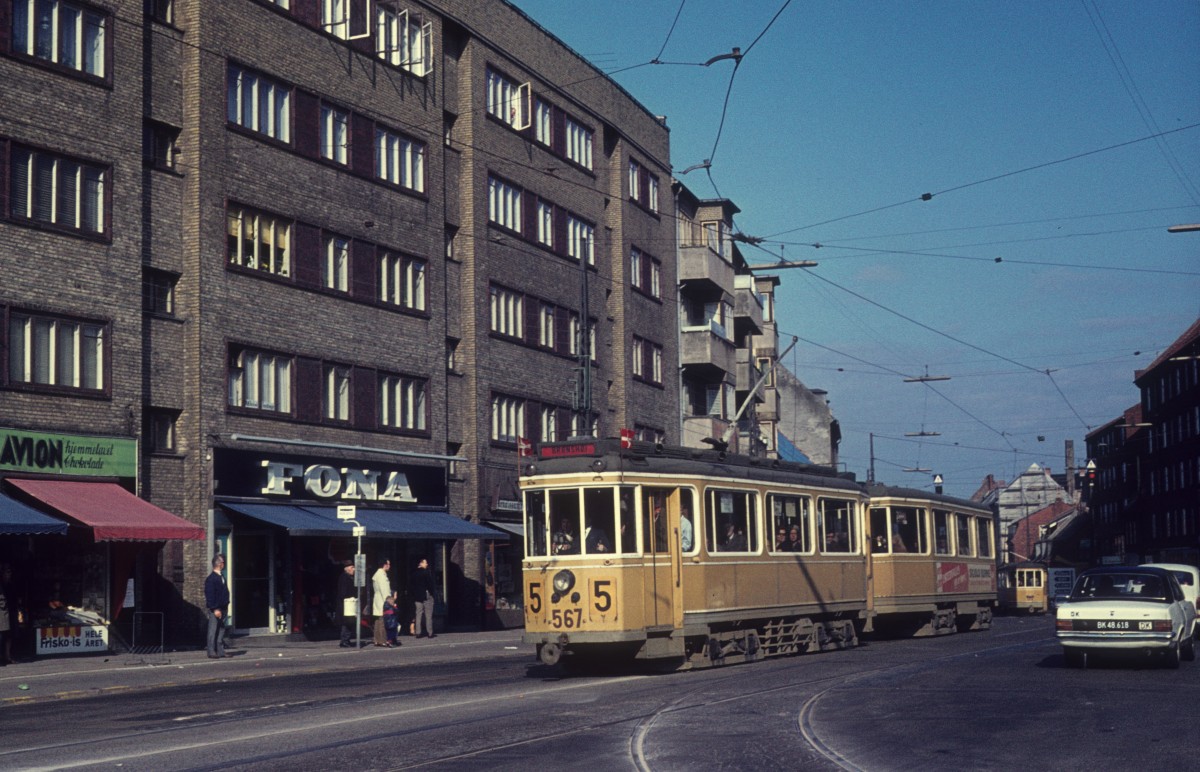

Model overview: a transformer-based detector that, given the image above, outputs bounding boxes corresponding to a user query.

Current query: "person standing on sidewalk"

[204,555,231,659]
[410,558,437,639]
[371,559,393,647]
[338,561,358,648]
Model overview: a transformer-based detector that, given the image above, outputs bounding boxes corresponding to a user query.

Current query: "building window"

[630,336,664,383]
[534,100,552,146]
[324,235,349,292]
[376,5,432,76]
[146,0,173,25]
[567,215,594,265]
[227,205,291,277]
[564,117,592,170]
[489,286,524,339]
[488,176,522,232]
[321,104,349,165]
[631,337,644,378]
[229,347,292,414]
[227,64,291,142]
[536,200,554,248]
[380,374,427,431]
[144,120,180,171]
[8,145,106,235]
[628,159,658,212]
[147,408,178,453]
[538,303,556,349]
[486,68,530,129]
[540,405,559,443]
[650,260,661,298]
[568,313,581,357]
[7,312,105,391]
[376,127,425,192]
[491,394,525,443]
[380,253,426,311]
[324,364,350,422]
[321,0,350,38]
[652,346,663,383]
[143,269,177,316]
[12,0,107,77]
[630,248,643,290]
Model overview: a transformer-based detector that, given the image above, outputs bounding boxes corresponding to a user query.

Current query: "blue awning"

[0,492,69,535]
[221,502,501,539]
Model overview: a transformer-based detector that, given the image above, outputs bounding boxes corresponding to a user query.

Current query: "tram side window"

[707,489,757,553]
[524,490,548,557]
[819,497,857,554]
[582,487,619,555]
[549,489,582,555]
[975,516,993,558]
[955,513,973,556]
[893,506,925,553]
[869,507,888,553]
[641,487,696,554]
[770,493,811,553]
[933,510,952,555]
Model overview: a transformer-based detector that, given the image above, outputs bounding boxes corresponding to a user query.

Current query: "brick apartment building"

[0,0,675,645]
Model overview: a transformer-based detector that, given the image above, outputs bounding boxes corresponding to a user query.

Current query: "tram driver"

[552,517,580,555]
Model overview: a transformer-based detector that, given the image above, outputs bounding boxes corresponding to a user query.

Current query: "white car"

[1056,566,1196,668]
[1142,563,1200,639]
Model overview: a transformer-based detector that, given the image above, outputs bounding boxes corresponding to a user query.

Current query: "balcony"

[679,243,734,293]
[682,415,732,449]
[733,275,763,336]
[680,323,736,377]
[735,348,764,397]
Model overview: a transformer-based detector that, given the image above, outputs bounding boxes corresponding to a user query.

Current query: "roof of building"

[1135,316,1200,381]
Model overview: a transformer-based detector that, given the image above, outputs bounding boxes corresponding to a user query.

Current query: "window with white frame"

[321,104,348,165]
[321,0,349,38]
[7,312,104,391]
[652,345,663,383]
[628,160,640,201]
[567,215,594,264]
[147,408,178,453]
[540,405,558,443]
[538,303,555,349]
[380,373,427,431]
[536,200,553,248]
[227,64,291,142]
[227,205,291,277]
[491,394,525,443]
[147,0,173,25]
[588,321,597,362]
[486,68,529,129]
[630,247,643,290]
[534,99,552,147]
[143,269,176,316]
[569,413,597,438]
[8,145,106,235]
[489,286,524,338]
[376,127,425,192]
[228,347,292,414]
[324,364,350,421]
[324,235,349,292]
[488,176,522,232]
[647,175,659,213]
[376,5,432,76]
[11,0,107,77]
[564,117,592,169]
[380,253,426,311]
[568,313,581,356]
[650,260,661,298]
[628,158,658,212]
[632,337,644,377]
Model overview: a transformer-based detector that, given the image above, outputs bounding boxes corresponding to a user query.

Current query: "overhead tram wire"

[764,122,1200,240]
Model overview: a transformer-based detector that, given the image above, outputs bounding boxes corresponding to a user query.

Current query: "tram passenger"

[786,526,803,552]
[552,517,579,555]
[775,528,790,552]
[891,528,909,553]
[680,507,694,552]
[722,522,747,552]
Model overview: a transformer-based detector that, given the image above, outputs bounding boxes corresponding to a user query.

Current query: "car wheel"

[1165,643,1181,670]
[1182,635,1195,662]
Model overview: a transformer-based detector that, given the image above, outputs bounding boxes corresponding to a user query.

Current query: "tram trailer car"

[998,562,1050,614]
[520,439,996,669]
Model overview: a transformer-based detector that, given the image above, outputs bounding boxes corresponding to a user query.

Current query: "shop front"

[212,448,500,639]
[0,427,204,657]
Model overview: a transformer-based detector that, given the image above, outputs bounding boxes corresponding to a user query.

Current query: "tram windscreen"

[527,487,640,557]
[524,490,548,557]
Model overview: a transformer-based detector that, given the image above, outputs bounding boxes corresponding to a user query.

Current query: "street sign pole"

[337,505,366,649]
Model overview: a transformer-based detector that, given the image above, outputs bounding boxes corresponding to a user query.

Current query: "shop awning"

[484,520,524,540]
[0,492,69,535]
[222,502,502,539]
[7,479,204,542]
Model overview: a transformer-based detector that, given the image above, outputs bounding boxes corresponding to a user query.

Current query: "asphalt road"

[1,616,1195,771]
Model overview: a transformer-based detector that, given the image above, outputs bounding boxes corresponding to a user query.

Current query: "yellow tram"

[520,439,996,668]
[999,562,1049,613]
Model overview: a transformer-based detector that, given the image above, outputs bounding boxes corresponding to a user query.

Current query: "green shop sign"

[0,428,137,478]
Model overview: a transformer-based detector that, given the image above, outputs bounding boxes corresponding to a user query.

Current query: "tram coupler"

[538,634,569,666]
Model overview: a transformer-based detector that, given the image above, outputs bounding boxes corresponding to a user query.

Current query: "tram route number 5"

[527,580,615,627]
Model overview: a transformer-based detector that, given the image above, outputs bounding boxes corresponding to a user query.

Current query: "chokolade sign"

[0,428,137,478]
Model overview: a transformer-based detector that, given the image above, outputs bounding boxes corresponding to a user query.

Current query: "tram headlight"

[552,569,575,594]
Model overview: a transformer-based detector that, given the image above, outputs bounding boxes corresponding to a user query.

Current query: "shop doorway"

[231,532,273,632]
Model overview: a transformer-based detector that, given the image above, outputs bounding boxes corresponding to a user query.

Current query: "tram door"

[642,488,684,630]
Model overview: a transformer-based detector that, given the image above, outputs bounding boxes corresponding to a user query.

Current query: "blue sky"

[512,0,1200,498]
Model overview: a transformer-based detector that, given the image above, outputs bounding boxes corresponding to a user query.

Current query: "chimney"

[1065,440,1076,499]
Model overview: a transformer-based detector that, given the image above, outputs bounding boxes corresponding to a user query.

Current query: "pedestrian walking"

[410,558,437,639]
[371,558,392,647]
[204,555,231,658]
[338,561,358,648]
[383,591,400,646]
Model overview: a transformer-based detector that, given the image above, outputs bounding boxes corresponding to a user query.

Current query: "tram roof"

[529,439,864,493]
[864,482,992,513]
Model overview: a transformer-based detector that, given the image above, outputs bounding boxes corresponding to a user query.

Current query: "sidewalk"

[0,628,530,705]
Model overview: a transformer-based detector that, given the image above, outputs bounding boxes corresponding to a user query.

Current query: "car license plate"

[1092,620,1132,630]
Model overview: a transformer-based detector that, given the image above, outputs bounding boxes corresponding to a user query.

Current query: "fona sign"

[260,461,417,503]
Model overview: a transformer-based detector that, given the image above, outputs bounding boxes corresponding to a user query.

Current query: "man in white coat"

[371,559,393,647]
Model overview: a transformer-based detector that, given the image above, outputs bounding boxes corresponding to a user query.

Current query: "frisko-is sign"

[260,460,417,503]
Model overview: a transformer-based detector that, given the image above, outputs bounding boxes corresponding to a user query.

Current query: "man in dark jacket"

[338,561,358,648]
[410,558,437,638]
[204,555,231,658]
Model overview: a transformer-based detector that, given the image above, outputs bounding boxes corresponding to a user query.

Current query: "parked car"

[1056,566,1196,668]
[1143,563,1200,639]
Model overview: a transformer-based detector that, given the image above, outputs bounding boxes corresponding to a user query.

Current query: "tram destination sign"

[539,442,597,458]
[0,427,137,478]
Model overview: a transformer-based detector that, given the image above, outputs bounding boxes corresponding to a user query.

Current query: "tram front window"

[524,490,548,557]
[549,489,582,555]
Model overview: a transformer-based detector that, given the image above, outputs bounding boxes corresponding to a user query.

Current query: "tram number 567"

[552,609,583,629]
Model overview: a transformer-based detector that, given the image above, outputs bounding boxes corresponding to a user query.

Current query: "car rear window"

[1071,573,1169,602]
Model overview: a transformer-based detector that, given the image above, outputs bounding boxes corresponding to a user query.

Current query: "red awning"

[8,479,204,542]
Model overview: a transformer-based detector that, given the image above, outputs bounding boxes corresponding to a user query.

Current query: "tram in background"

[520,438,997,668]
[999,562,1050,613]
